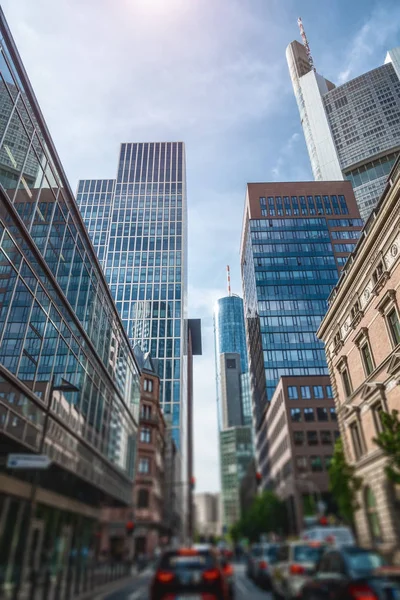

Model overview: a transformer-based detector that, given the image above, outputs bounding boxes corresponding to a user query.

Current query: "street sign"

[7,454,51,470]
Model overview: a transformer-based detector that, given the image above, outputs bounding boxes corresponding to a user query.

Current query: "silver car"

[247,543,279,588]
[271,542,325,600]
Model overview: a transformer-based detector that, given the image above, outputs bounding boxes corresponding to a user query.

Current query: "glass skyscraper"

[214,295,251,427]
[77,142,187,449]
[240,181,363,427]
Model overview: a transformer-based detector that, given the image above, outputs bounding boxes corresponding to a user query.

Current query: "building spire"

[297,17,316,72]
[226,265,231,297]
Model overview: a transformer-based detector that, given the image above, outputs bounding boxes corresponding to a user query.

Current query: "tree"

[328,438,362,525]
[373,409,400,484]
[230,491,288,542]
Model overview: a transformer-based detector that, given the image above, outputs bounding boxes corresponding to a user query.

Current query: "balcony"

[140,413,159,426]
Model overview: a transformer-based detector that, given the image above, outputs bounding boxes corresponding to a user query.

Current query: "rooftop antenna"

[297,17,316,72]
[226,265,231,297]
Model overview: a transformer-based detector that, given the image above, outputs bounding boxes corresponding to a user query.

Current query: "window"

[372,402,384,434]
[361,343,374,376]
[324,456,333,470]
[304,408,315,422]
[294,431,305,445]
[326,385,333,398]
[291,408,301,422]
[143,378,153,392]
[350,421,363,460]
[137,488,149,508]
[138,458,150,474]
[330,407,337,421]
[140,427,151,443]
[301,386,311,399]
[141,405,152,419]
[317,407,328,422]
[307,431,318,446]
[320,430,332,445]
[341,367,352,397]
[288,386,298,399]
[311,456,323,472]
[296,456,308,472]
[226,358,236,369]
[387,308,400,346]
[372,261,384,285]
[313,386,324,399]
[365,487,382,544]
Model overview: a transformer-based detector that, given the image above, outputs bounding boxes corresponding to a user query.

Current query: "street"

[102,563,272,600]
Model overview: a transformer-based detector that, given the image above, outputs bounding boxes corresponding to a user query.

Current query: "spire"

[297,17,316,72]
[226,265,231,297]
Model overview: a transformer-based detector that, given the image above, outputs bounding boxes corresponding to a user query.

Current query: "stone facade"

[317,158,400,558]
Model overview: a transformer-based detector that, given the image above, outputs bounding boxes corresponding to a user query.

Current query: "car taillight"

[156,570,175,583]
[203,568,221,581]
[348,584,379,600]
[290,564,306,575]
[223,564,234,576]
[259,560,269,570]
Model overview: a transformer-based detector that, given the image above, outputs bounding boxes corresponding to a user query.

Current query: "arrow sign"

[7,454,52,470]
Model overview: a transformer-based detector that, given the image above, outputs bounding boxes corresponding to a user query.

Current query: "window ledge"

[371,271,390,297]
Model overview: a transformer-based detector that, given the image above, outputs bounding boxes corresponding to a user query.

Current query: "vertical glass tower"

[214,295,251,427]
[77,142,187,449]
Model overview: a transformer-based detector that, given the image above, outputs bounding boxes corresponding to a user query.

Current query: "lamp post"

[15,376,79,599]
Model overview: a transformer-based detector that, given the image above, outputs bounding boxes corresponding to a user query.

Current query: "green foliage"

[230,491,288,543]
[373,409,400,484]
[328,438,362,525]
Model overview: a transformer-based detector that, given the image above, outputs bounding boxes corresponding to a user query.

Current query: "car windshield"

[346,550,385,574]
[159,551,216,571]
[294,545,324,563]
[263,545,279,561]
[251,546,263,557]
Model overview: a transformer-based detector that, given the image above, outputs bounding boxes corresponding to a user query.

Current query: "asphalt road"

[102,562,273,600]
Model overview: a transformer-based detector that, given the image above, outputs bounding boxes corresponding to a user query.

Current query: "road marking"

[128,590,143,600]
[236,579,249,595]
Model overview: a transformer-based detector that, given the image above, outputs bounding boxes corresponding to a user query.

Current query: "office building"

[286,37,400,220]
[258,376,339,534]
[240,181,362,461]
[317,157,400,557]
[77,142,187,451]
[220,427,253,528]
[214,295,252,427]
[0,9,140,594]
[194,493,220,539]
[214,294,253,529]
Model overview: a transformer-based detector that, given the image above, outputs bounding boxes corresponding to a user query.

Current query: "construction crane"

[297,17,316,72]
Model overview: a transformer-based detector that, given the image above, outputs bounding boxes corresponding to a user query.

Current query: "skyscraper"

[213,293,253,528]
[214,294,252,427]
[286,35,400,220]
[240,181,363,430]
[77,143,187,449]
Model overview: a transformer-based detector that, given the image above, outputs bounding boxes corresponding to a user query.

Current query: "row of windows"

[253,242,334,254]
[111,283,182,302]
[259,299,327,314]
[261,315,324,328]
[288,385,333,400]
[330,231,361,240]
[257,284,334,299]
[264,349,327,364]
[296,454,332,472]
[259,195,349,216]
[110,208,183,224]
[255,255,337,267]
[102,251,182,270]
[107,236,182,253]
[263,331,321,346]
[251,217,328,229]
[294,429,339,446]
[77,179,115,194]
[252,230,330,241]
[106,267,182,285]
[290,406,337,422]
[255,269,337,281]
[345,151,398,189]
[118,142,184,185]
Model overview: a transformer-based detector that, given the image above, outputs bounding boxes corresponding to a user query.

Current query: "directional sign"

[7,454,51,470]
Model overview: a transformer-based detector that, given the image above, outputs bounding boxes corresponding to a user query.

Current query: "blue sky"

[3,0,400,492]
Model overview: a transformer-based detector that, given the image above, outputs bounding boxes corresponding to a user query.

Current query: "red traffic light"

[126,521,135,535]
[256,472,262,484]
[319,516,328,526]
[190,476,196,489]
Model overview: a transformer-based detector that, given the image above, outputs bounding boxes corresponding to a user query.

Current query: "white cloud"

[337,4,400,84]
[271,131,301,180]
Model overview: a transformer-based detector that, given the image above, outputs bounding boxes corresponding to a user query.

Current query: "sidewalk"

[80,565,154,600]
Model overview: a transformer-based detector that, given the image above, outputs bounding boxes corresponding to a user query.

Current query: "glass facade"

[241,186,363,414]
[213,295,251,427]
[77,142,187,449]
[0,15,140,505]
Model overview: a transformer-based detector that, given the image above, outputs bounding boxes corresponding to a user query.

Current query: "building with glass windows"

[0,9,140,594]
[286,39,400,220]
[77,142,187,452]
[240,181,363,468]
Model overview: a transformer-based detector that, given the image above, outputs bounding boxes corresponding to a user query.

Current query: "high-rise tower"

[287,24,400,220]
[77,142,187,450]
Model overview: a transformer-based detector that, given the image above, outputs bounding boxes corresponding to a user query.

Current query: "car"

[246,543,279,588]
[301,546,400,600]
[271,541,326,600]
[150,546,230,600]
[300,526,355,547]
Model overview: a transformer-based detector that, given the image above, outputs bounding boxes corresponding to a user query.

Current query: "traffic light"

[126,521,135,535]
[256,471,262,486]
[190,476,196,491]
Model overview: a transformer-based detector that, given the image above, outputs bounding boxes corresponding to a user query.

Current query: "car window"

[294,545,325,564]
[251,546,263,557]
[264,545,279,563]
[159,551,216,571]
[345,551,384,575]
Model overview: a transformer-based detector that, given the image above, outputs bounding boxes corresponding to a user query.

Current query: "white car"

[271,541,326,600]
[300,526,355,547]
